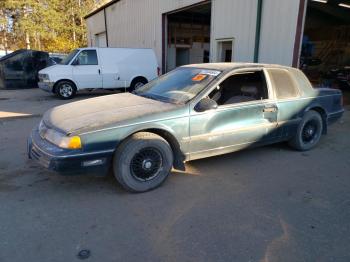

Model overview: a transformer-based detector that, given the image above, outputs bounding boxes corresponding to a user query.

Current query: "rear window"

[268,69,299,99]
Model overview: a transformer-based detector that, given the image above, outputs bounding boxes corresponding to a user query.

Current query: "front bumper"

[38,81,55,93]
[28,128,113,176]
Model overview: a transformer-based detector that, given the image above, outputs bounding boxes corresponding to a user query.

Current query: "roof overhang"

[84,0,120,19]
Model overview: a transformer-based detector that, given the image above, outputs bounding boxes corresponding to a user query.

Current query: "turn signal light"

[67,136,82,149]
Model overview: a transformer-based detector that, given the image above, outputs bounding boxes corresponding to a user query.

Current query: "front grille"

[38,74,45,82]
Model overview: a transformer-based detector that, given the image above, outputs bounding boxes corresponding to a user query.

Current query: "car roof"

[78,47,153,51]
[182,62,293,72]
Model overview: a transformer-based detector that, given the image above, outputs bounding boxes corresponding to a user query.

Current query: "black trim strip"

[254,0,263,63]
[104,8,109,47]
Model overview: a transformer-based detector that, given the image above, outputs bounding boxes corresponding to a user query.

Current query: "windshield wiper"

[137,93,180,105]
[138,93,157,100]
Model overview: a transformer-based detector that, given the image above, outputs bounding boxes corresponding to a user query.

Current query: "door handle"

[98,69,101,74]
[263,106,277,113]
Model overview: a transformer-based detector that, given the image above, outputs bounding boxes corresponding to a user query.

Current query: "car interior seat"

[224,85,258,104]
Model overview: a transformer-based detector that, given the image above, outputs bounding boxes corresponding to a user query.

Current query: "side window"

[4,54,24,72]
[268,69,299,99]
[208,71,269,106]
[75,50,98,65]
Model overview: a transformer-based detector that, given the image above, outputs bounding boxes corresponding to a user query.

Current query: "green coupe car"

[28,63,344,192]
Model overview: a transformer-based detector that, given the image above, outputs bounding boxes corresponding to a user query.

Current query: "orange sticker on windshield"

[192,74,207,82]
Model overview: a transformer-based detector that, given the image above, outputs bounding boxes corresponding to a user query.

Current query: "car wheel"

[55,81,76,99]
[113,132,173,192]
[129,78,148,92]
[289,110,323,151]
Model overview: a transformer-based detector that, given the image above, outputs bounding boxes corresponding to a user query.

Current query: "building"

[85,0,350,84]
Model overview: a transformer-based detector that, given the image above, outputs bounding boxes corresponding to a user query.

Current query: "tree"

[0,0,97,53]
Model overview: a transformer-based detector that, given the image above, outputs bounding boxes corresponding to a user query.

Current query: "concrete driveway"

[1,89,350,262]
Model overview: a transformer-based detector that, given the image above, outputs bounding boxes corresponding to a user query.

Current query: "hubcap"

[130,147,162,181]
[142,160,152,170]
[134,82,145,90]
[59,84,73,97]
[302,120,318,143]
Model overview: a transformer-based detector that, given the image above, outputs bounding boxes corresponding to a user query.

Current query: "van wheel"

[55,81,76,99]
[113,132,173,193]
[129,77,148,92]
[288,110,323,151]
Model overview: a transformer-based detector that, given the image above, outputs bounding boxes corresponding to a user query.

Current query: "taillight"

[157,67,160,76]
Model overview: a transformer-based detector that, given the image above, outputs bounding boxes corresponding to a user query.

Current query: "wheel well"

[53,79,77,94]
[131,76,148,85]
[309,107,327,134]
[124,129,186,171]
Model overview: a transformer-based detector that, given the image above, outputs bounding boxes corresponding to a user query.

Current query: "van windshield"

[134,67,221,104]
[60,49,79,65]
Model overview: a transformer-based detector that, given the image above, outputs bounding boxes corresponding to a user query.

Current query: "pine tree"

[0,0,96,53]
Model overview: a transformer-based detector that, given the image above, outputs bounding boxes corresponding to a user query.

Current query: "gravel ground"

[0,89,350,262]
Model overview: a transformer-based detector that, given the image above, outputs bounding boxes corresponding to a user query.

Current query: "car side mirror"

[194,98,218,112]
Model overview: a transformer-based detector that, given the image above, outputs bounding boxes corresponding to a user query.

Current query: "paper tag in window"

[192,74,207,82]
[199,70,221,76]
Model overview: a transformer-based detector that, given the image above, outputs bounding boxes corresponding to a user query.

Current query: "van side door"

[72,49,102,89]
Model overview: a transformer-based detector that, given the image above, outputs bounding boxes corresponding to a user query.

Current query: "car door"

[189,68,279,160]
[72,49,102,89]
[3,51,26,88]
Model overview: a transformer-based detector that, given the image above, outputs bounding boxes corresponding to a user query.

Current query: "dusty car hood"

[43,93,178,135]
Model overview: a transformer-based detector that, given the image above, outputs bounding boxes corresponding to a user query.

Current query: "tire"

[113,132,173,193]
[55,81,76,99]
[129,77,148,92]
[289,110,323,151]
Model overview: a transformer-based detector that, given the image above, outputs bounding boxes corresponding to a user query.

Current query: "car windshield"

[134,67,221,104]
[60,49,79,65]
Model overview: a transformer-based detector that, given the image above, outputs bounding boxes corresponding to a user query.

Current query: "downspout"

[104,8,109,47]
[254,0,263,63]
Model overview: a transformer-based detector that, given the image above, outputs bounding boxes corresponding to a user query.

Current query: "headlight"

[39,121,82,149]
[39,73,50,82]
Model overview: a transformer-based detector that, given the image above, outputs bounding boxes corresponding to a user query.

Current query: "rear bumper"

[327,109,344,125]
[28,128,113,176]
[38,81,55,92]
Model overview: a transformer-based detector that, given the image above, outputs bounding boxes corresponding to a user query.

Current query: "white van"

[38,47,159,99]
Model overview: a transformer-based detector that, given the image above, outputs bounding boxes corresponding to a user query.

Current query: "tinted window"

[75,50,98,65]
[4,54,24,72]
[209,71,269,106]
[268,69,299,99]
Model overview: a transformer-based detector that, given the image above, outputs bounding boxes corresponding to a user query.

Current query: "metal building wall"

[258,0,301,66]
[211,0,258,62]
[86,11,107,46]
[102,0,204,69]
[85,0,301,69]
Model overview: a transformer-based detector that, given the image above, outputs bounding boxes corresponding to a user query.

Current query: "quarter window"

[268,69,299,99]
[75,50,98,65]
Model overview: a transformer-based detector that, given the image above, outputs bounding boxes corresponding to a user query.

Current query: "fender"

[119,123,186,171]
[303,103,328,134]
